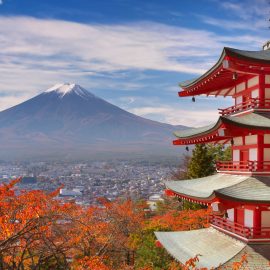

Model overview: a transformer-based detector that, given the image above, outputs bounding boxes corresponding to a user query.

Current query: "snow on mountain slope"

[45,83,96,99]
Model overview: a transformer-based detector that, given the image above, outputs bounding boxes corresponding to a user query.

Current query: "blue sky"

[0,0,269,126]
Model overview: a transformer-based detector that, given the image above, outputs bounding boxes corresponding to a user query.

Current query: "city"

[0,160,177,205]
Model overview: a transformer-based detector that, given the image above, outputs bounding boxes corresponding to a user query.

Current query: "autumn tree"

[0,179,76,269]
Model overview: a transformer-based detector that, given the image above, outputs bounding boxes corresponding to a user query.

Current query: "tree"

[171,154,190,180]
[171,144,231,210]
[134,208,210,270]
[187,144,216,179]
[207,144,231,162]
[172,144,232,181]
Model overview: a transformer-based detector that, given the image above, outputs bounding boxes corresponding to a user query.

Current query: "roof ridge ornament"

[262,40,270,50]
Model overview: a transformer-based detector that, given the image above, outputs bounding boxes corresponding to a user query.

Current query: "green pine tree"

[207,144,231,162]
[186,144,216,179]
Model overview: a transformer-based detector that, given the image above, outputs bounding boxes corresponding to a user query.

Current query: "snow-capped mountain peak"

[45,83,95,99]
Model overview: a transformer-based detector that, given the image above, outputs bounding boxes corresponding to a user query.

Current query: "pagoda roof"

[166,173,270,203]
[179,47,270,97]
[155,227,246,269]
[155,228,270,269]
[216,176,270,202]
[173,112,270,143]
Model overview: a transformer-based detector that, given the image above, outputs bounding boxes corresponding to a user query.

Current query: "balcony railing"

[219,98,270,116]
[210,215,270,240]
[216,160,270,172]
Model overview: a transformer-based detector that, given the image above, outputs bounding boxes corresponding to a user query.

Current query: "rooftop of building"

[178,46,270,97]
[155,227,270,269]
[166,173,270,203]
[173,112,270,143]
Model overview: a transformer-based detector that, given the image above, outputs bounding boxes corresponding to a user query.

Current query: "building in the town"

[155,44,270,269]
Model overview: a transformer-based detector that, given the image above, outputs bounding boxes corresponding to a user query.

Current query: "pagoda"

[155,44,270,269]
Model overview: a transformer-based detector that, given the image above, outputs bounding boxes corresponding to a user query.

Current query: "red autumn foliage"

[0,179,255,270]
[146,208,211,231]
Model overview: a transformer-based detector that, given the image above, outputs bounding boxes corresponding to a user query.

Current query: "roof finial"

[262,40,270,50]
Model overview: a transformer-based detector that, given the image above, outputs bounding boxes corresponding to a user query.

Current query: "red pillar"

[257,134,264,171]
[253,208,261,228]
[256,76,264,169]
[253,208,261,238]
[259,74,265,107]
[234,208,238,223]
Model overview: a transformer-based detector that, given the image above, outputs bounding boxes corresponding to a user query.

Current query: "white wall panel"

[236,96,243,104]
[265,75,270,84]
[265,88,270,98]
[264,149,270,161]
[244,209,254,228]
[234,137,243,146]
[248,76,259,88]
[249,148,257,161]
[233,150,240,162]
[236,82,245,93]
[227,208,234,222]
[262,211,270,227]
[251,89,259,98]
[245,135,257,145]
[264,134,270,144]
[211,202,219,212]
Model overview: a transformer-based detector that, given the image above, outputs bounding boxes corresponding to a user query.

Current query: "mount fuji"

[0,83,187,160]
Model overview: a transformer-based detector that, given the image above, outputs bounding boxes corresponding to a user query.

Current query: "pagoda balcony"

[218,98,270,116]
[216,160,270,173]
[210,215,270,241]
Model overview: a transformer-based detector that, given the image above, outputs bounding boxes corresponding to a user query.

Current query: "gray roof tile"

[174,112,270,139]
[155,228,270,269]
[155,228,246,269]
[167,173,270,202]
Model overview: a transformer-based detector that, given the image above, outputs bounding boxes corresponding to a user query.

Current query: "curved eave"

[179,48,226,89]
[215,192,270,204]
[166,189,215,204]
[179,47,270,97]
[215,176,270,203]
[165,174,248,202]
[221,112,270,130]
[166,174,270,203]
[173,120,221,140]
[173,112,270,145]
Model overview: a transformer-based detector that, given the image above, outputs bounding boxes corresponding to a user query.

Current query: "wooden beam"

[223,60,266,75]
[224,86,235,97]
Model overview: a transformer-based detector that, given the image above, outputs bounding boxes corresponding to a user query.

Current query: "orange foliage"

[75,256,111,270]
[0,179,147,269]
[1,179,246,270]
[231,253,248,270]
[183,254,201,270]
[146,208,211,231]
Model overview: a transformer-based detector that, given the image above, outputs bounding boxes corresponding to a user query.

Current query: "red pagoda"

[155,44,270,269]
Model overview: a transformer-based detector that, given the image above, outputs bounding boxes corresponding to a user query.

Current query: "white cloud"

[0,95,31,112]
[199,15,266,31]
[221,0,269,19]
[0,15,266,118]
[205,0,270,31]
[0,16,214,75]
[129,106,218,127]
[0,16,264,84]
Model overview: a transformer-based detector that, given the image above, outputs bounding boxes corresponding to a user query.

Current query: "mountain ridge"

[0,83,187,160]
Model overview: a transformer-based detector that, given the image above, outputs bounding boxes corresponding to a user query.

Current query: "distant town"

[0,161,178,206]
